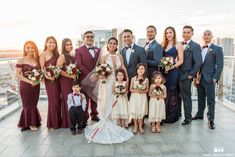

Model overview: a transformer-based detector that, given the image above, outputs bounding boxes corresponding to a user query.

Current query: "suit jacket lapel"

[122,48,128,67]
[149,40,156,49]
[83,45,95,59]
[204,44,213,63]
[128,44,137,67]
[185,40,192,52]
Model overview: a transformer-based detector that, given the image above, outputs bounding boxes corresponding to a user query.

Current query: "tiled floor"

[0,100,234,157]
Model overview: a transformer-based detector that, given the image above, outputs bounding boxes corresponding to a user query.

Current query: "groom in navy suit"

[192,30,224,129]
[75,31,101,127]
[179,25,202,125]
[144,25,163,79]
[120,29,147,93]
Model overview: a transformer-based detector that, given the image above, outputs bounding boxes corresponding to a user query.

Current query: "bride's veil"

[81,46,108,103]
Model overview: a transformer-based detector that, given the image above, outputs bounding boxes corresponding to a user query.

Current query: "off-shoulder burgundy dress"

[16,63,42,130]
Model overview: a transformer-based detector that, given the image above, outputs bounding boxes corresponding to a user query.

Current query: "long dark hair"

[43,36,59,58]
[61,38,72,65]
[115,68,127,81]
[135,63,147,80]
[107,37,118,52]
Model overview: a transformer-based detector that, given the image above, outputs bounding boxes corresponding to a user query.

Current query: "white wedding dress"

[85,53,133,144]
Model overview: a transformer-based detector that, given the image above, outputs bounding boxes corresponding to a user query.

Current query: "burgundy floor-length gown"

[60,56,75,128]
[17,63,42,129]
[44,56,61,129]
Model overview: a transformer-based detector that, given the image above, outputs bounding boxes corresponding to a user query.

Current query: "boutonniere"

[131,49,135,54]
[185,45,190,50]
[95,48,98,53]
[209,48,212,52]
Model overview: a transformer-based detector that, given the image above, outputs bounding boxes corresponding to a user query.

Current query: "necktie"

[202,45,209,49]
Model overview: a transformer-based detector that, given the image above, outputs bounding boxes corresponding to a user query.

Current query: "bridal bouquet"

[45,64,61,79]
[24,69,44,85]
[159,56,175,72]
[66,63,81,79]
[114,84,126,97]
[134,79,146,90]
[152,84,164,100]
[94,63,112,83]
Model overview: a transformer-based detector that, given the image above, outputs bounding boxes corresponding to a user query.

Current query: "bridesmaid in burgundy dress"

[39,36,61,129]
[16,41,42,131]
[57,38,76,128]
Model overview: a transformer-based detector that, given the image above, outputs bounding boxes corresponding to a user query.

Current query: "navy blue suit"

[179,40,202,120]
[196,44,224,121]
[145,40,163,79]
[120,43,147,79]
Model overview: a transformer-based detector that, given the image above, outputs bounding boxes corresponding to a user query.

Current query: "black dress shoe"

[77,129,83,134]
[192,116,203,120]
[181,119,192,125]
[83,123,87,128]
[71,131,76,135]
[91,116,100,122]
[208,121,215,129]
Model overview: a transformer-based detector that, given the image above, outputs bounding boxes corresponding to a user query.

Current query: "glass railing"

[0,56,234,118]
[0,58,19,111]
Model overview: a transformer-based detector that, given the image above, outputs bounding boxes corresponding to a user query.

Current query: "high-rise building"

[75,28,124,50]
[137,38,147,47]
[220,38,234,56]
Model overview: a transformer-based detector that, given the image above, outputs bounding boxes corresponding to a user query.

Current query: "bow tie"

[146,42,150,45]
[182,42,187,45]
[88,47,94,50]
[73,93,80,96]
[202,45,209,49]
[125,46,131,49]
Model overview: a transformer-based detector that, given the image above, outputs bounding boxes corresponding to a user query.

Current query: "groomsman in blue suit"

[192,30,224,129]
[144,25,163,79]
[179,25,202,125]
[120,29,147,95]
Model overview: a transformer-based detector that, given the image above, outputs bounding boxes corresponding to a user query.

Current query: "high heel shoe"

[29,126,38,131]
[156,126,161,133]
[139,127,145,134]
[151,127,156,133]
[132,127,138,134]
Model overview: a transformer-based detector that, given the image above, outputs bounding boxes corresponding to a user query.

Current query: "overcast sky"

[0,0,235,49]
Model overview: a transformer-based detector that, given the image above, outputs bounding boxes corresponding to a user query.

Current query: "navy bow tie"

[145,42,150,45]
[202,45,209,49]
[182,42,187,45]
[88,47,94,50]
[125,46,131,49]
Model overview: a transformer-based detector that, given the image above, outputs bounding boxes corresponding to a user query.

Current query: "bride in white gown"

[82,37,133,144]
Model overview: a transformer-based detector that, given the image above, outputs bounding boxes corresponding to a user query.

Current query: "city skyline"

[1,0,235,49]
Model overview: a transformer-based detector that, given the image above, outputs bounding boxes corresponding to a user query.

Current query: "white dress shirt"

[201,43,211,62]
[183,39,191,50]
[67,93,87,111]
[85,44,95,58]
[144,39,154,52]
[125,43,134,64]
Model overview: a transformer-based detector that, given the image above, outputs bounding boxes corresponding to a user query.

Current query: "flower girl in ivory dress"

[112,68,129,128]
[129,63,149,134]
[148,71,166,133]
